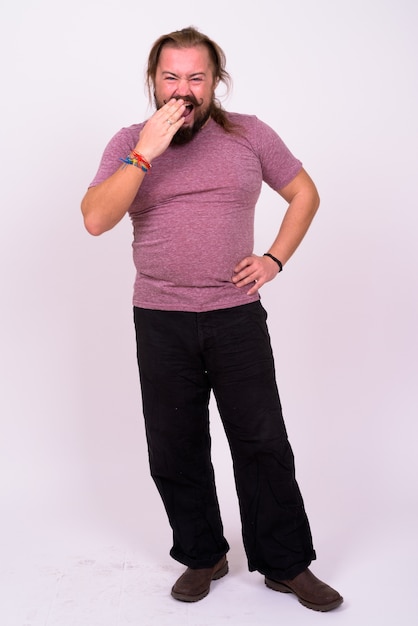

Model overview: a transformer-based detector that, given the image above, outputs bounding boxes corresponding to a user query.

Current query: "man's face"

[153,45,217,145]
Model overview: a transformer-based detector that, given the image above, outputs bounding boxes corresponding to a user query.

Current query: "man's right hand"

[134,98,186,163]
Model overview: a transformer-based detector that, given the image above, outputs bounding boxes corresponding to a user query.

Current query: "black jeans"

[134,301,316,580]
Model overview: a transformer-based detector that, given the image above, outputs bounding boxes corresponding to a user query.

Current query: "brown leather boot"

[171,556,229,602]
[265,568,343,612]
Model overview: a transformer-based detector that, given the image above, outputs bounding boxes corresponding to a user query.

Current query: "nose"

[175,77,192,96]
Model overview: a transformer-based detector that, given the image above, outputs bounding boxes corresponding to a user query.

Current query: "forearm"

[81,164,147,236]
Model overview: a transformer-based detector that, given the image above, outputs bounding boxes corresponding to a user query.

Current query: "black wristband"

[263,253,283,272]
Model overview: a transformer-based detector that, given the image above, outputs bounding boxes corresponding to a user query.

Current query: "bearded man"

[81,26,343,612]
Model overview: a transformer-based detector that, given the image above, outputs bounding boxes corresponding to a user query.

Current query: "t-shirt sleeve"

[88,126,142,187]
[252,117,303,191]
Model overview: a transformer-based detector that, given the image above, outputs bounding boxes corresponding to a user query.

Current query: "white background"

[1,1,417,624]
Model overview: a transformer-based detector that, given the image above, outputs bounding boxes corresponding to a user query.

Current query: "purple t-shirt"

[90,113,302,312]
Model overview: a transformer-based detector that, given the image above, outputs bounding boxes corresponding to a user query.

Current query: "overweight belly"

[132,205,254,288]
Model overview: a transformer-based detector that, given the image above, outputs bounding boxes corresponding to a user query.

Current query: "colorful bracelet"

[131,151,151,171]
[119,151,152,173]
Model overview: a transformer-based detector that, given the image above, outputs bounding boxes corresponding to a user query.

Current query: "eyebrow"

[162,71,207,78]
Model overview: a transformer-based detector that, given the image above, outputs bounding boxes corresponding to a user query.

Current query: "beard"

[155,93,213,145]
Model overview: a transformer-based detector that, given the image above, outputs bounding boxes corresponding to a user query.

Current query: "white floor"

[2,482,417,626]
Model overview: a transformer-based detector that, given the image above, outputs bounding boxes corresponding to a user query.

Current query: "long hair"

[146,26,237,133]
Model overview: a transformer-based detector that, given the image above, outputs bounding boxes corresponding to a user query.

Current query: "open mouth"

[182,103,194,118]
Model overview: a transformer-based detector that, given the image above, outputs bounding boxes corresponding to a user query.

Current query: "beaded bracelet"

[120,151,152,173]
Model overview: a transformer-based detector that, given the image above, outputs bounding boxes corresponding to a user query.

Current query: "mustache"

[163,95,204,107]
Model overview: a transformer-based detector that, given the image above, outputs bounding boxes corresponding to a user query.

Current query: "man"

[81,26,343,612]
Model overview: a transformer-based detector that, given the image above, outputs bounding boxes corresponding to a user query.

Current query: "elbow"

[302,169,320,215]
[83,211,120,236]
[313,188,320,213]
[83,215,107,237]
[81,196,107,236]
[309,183,320,217]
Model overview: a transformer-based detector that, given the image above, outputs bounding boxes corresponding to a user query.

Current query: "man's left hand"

[232,254,280,295]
